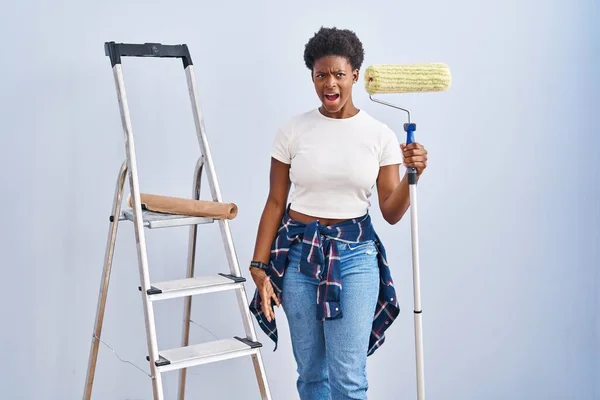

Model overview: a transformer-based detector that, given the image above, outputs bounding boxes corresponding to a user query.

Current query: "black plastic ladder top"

[104,41,193,68]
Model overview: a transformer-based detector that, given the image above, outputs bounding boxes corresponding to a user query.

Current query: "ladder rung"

[141,274,245,301]
[152,337,262,372]
[119,208,214,228]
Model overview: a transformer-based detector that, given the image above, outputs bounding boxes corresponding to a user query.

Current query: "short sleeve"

[271,126,293,164]
[379,124,403,166]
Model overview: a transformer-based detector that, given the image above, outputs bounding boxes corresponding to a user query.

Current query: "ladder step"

[141,274,246,301]
[118,208,214,229]
[151,337,262,372]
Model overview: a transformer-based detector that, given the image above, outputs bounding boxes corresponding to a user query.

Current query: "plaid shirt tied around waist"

[249,209,400,356]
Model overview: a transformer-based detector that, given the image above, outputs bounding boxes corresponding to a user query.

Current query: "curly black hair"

[303,27,365,71]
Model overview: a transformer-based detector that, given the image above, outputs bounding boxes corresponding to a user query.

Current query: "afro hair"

[303,27,365,72]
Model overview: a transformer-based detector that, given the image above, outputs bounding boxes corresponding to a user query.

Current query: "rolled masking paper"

[364,63,452,95]
[127,193,238,220]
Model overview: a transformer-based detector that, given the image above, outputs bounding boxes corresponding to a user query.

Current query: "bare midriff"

[288,208,350,227]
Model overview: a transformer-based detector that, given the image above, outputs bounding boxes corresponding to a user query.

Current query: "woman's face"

[312,55,358,118]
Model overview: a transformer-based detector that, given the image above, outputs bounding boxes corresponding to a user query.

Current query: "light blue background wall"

[1,0,598,399]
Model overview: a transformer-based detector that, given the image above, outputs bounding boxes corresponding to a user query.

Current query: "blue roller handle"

[404,123,416,145]
[403,123,418,185]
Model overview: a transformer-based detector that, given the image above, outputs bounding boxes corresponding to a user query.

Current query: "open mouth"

[324,93,340,102]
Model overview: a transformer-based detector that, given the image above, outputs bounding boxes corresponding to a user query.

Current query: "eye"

[337,72,345,77]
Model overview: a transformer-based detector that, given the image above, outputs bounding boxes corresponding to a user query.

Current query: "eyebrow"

[314,69,346,74]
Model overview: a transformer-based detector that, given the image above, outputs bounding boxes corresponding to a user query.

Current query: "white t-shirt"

[271,108,403,219]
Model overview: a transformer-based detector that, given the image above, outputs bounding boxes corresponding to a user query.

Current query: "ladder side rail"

[83,160,128,400]
[111,62,164,399]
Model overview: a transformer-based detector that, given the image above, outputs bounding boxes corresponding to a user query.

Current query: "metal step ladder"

[83,42,271,400]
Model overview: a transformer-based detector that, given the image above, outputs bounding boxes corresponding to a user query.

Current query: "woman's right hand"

[250,267,280,322]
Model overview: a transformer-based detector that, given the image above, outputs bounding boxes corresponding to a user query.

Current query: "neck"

[319,100,359,119]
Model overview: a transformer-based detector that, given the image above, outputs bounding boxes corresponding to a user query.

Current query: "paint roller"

[364,62,451,400]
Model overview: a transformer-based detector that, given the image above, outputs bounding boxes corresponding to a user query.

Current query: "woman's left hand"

[401,142,428,177]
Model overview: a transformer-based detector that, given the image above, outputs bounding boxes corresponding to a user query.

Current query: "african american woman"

[249,26,429,400]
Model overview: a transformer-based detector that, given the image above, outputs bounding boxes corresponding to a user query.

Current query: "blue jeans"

[281,238,380,400]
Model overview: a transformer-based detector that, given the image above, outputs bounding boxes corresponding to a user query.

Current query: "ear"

[353,69,359,83]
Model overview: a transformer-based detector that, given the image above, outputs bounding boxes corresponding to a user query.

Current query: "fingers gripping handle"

[404,123,418,185]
